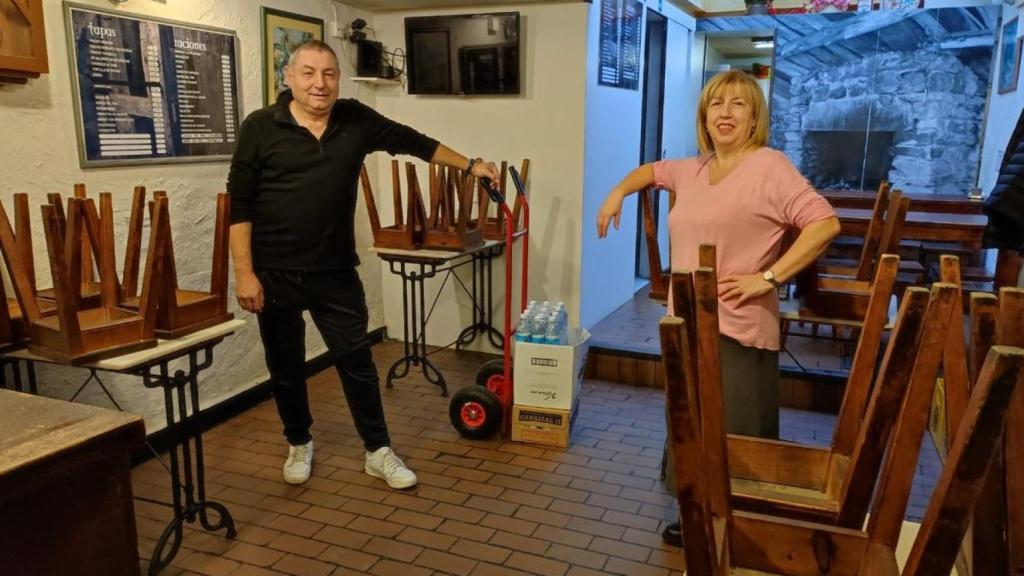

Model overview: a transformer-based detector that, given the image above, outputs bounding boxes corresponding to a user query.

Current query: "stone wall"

[771,48,987,193]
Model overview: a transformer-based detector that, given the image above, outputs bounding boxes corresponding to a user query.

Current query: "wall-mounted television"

[405,12,520,96]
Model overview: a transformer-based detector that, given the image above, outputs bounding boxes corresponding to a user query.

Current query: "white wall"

[369,2,589,351]
[579,1,695,329]
[0,0,375,433]
[979,3,1023,196]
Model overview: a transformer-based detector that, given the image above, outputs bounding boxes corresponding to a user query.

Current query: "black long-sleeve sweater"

[985,108,1024,252]
[227,90,440,270]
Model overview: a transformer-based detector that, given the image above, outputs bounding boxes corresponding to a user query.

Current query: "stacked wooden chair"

[419,163,483,251]
[0,195,164,363]
[930,267,1024,575]
[0,187,234,360]
[796,182,915,324]
[670,247,958,527]
[640,186,673,302]
[661,259,1024,574]
[118,191,233,338]
[360,159,530,252]
[0,194,58,350]
[360,161,425,250]
[37,185,104,306]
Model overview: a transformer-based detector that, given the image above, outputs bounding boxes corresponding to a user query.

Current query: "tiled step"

[584,346,846,414]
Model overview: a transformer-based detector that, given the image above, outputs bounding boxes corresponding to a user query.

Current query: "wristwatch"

[466,158,477,173]
[762,269,783,288]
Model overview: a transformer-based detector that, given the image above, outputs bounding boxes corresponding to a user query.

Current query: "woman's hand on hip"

[719,274,775,306]
[235,271,265,313]
[597,189,625,238]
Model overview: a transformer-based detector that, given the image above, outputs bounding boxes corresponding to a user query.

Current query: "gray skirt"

[664,335,779,493]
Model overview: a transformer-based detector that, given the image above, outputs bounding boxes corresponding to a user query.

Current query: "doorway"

[700,31,775,105]
[636,9,667,284]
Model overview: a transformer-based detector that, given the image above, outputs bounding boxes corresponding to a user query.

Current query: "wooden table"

[837,208,1020,289]
[822,189,985,214]
[837,207,988,246]
[372,239,506,395]
[1,318,245,575]
[0,389,146,576]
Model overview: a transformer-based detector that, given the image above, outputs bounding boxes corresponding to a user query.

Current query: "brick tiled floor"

[133,332,940,575]
[135,342,688,576]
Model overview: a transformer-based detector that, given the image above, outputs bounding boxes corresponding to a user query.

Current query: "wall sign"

[64,3,241,168]
[598,0,643,90]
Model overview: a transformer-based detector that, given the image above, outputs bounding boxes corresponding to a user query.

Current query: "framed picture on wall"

[999,17,1022,94]
[261,7,324,106]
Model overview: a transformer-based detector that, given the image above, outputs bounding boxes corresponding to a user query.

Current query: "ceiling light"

[752,37,774,49]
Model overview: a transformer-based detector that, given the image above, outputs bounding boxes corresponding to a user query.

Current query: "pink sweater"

[652,148,835,351]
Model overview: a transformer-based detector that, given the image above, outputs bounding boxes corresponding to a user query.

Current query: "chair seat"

[38,281,102,304]
[35,307,141,333]
[29,307,155,364]
[819,258,925,276]
[123,290,230,339]
[8,297,57,320]
[122,289,218,310]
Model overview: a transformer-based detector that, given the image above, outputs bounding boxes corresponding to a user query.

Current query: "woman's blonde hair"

[696,70,769,156]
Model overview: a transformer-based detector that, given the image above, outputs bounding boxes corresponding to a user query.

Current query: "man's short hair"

[287,39,340,68]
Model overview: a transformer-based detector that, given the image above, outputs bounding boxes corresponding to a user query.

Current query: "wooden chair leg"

[660,314,725,575]
[122,186,146,301]
[903,346,1024,576]
[1000,288,1024,574]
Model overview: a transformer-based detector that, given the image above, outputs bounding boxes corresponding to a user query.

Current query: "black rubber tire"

[476,358,509,387]
[449,386,503,440]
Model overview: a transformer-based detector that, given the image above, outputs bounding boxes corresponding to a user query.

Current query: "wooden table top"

[0,389,144,479]
[836,208,988,230]
[371,238,504,264]
[2,318,245,371]
[821,190,984,214]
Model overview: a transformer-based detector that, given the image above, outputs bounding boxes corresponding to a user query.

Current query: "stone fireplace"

[771,49,987,194]
[804,130,895,191]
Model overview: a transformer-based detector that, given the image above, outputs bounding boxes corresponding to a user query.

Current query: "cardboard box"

[511,400,579,448]
[513,328,590,411]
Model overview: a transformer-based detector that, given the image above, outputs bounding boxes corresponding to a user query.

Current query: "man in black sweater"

[227,40,499,488]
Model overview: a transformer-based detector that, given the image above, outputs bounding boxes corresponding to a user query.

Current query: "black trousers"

[256,268,390,451]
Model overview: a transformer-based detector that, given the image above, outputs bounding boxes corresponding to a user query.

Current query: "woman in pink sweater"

[597,70,840,547]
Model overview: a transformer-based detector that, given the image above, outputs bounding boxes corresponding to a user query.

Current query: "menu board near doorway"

[598,0,643,90]
[64,3,240,167]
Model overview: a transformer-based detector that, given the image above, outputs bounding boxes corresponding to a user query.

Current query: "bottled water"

[516,300,572,345]
[515,312,532,342]
[544,315,562,345]
[516,309,532,340]
[530,314,549,343]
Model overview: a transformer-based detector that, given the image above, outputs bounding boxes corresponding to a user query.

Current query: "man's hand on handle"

[470,158,500,189]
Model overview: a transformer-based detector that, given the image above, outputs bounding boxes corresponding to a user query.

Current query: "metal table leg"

[385,261,447,395]
[455,250,504,350]
[141,345,236,575]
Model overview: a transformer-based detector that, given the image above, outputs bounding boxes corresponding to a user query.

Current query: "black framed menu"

[64,3,241,167]
[598,0,643,90]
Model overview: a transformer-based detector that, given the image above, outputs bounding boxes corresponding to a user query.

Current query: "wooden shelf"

[351,76,401,85]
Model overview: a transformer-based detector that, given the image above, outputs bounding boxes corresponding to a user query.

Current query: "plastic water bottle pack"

[515,300,569,345]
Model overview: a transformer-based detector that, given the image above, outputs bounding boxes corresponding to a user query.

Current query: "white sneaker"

[365,446,418,489]
[283,440,313,484]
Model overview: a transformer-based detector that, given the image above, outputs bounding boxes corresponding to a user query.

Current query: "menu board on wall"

[64,3,240,167]
[598,0,643,90]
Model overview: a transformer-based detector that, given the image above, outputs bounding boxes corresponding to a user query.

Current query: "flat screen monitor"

[405,12,520,96]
